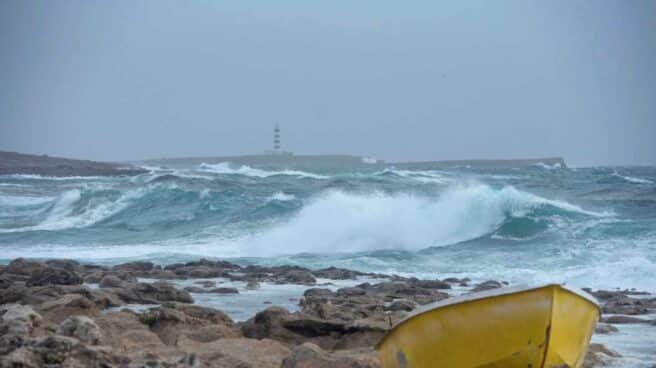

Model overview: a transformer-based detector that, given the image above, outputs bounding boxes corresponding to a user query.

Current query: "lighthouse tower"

[274,124,281,152]
[265,123,292,156]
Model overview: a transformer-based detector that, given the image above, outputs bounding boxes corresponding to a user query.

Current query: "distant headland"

[0,150,566,177]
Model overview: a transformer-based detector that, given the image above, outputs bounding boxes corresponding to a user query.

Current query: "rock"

[241,306,386,351]
[246,280,261,290]
[99,275,127,288]
[94,311,170,354]
[114,281,193,304]
[312,267,364,280]
[277,270,317,285]
[139,304,240,346]
[337,287,366,297]
[194,280,216,288]
[26,266,83,286]
[583,343,622,368]
[602,295,654,315]
[2,258,46,277]
[57,316,102,345]
[282,342,380,368]
[407,278,451,290]
[183,286,207,293]
[177,336,291,368]
[210,287,239,294]
[0,304,42,336]
[37,293,100,323]
[114,261,155,273]
[385,300,416,312]
[601,315,648,324]
[45,259,82,272]
[594,323,619,334]
[471,280,503,292]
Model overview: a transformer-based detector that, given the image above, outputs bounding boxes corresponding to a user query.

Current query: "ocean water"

[1,162,655,366]
[0,162,655,292]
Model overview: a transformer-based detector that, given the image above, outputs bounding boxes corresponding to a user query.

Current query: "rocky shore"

[1,258,653,367]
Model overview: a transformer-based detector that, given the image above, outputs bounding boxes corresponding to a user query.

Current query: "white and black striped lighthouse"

[273,123,281,152]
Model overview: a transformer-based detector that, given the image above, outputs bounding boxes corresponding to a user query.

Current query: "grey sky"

[1,1,654,166]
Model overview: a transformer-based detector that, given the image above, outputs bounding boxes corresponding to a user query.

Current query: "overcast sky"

[1,1,654,166]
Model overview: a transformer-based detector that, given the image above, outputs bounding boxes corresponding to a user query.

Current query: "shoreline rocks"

[0,257,652,367]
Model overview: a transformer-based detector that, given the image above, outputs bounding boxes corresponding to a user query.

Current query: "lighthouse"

[266,123,293,156]
[274,123,281,152]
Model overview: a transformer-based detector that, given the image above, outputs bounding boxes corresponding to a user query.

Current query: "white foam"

[0,187,147,233]
[534,162,562,170]
[0,195,54,207]
[233,184,611,255]
[612,171,654,184]
[375,168,452,184]
[198,162,328,179]
[268,192,296,202]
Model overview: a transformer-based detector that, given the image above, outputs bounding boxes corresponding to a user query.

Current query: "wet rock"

[601,315,649,324]
[385,300,416,312]
[210,287,239,294]
[26,266,83,287]
[471,280,503,292]
[57,316,102,345]
[246,280,261,290]
[594,323,619,334]
[2,258,47,278]
[583,343,622,368]
[45,259,82,272]
[99,274,129,288]
[114,261,155,273]
[312,267,364,280]
[337,287,367,297]
[602,295,655,315]
[183,286,207,293]
[194,280,216,288]
[406,278,451,290]
[276,269,317,285]
[113,281,193,304]
[282,342,380,368]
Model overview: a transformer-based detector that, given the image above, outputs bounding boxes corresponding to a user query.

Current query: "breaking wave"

[612,172,654,185]
[0,187,148,233]
[198,162,328,179]
[237,184,610,255]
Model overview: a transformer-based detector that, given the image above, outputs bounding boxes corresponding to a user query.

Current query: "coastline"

[1,257,652,367]
[0,151,146,177]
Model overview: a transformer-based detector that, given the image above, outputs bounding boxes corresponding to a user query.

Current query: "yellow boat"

[376,284,600,368]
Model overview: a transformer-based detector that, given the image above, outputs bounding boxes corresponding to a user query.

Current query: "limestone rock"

[57,316,102,345]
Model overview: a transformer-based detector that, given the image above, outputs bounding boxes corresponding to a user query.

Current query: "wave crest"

[239,184,608,255]
[198,162,327,179]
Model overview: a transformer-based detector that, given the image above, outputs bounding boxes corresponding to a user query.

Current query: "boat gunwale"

[376,283,600,349]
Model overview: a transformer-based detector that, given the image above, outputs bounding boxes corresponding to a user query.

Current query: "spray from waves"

[0,195,54,207]
[612,171,654,185]
[373,168,452,184]
[0,187,148,233]
[198,162,328,179]
[205,184,612,256]
[533,162,563,170]
[267,192,296,202]
[0,183,619,261]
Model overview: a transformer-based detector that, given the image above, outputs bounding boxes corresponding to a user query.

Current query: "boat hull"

[376,284,599,368]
